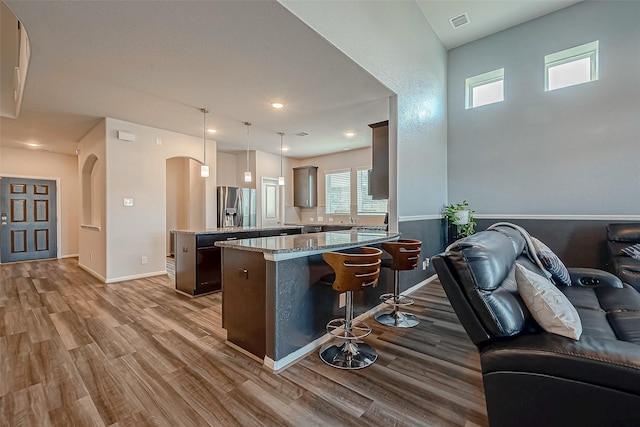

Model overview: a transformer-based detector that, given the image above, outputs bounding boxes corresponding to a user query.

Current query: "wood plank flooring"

[0,258,487,426]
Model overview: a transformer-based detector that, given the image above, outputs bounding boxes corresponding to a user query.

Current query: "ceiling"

[417,0,582,50]
[1,0,580,159]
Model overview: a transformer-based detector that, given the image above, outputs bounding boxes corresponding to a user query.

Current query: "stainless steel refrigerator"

[216,186,256,227]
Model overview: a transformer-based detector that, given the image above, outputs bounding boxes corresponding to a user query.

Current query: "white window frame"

[465,68,505,109]
[324,168,351,215]
[545,40,599,92]
[356,167,387,215]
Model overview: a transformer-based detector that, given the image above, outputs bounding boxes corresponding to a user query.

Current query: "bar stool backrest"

[381,239,422,271]
[322,247,383,292]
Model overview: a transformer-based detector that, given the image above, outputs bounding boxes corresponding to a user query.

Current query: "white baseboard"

[105,270,167,284]
[78,262,106,282]
[263,274,437,372]
[60,253,79,259]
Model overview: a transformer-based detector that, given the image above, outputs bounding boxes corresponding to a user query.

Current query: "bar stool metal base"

[375,310,419,328]
[319,340,378,370]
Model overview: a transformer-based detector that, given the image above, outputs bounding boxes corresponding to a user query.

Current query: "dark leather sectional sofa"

[433,225,640,427]
[607,222,640,291]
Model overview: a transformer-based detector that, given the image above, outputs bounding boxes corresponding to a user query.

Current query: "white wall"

[78,119,107,279]
[103,118,215,282]
[281,1,448,227]
[447,1,640,215]
[0,146,80,257]
[166,157,205,254]
[216,151,238,187]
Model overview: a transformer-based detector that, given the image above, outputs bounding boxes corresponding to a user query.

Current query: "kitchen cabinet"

[369,120,389,200]
[174,228,300,296]
[259,229,301,237]
[293,166,318,207]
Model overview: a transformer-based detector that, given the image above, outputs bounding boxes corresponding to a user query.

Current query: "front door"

[0,177,57,263]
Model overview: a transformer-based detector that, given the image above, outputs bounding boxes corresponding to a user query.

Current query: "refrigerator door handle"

[238,190,244,226]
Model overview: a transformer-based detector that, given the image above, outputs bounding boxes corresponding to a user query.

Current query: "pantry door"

[261,177,280,228]
[0,177,57,263]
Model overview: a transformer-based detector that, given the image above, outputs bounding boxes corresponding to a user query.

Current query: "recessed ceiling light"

[271,102,284,109]
[344,131,356,138]
[26,143,39,147]
[343,147,351,151]
[281,147,290,152]
[207,128,217,133]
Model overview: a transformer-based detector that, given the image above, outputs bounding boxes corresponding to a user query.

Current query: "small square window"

[465,68,505,109]
[545,41,598,91]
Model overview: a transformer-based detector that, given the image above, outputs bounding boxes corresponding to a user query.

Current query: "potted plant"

[443,200,476,239]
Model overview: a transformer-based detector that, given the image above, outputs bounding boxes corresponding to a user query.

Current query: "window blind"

[325,170,350,214]
[357,169,387,215]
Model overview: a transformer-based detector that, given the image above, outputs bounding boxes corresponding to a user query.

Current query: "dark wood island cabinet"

[216,229,400,371]
[172,226,302,296]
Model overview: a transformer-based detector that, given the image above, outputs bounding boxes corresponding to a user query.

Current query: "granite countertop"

[172,225,304,235]
[215,229,399,261]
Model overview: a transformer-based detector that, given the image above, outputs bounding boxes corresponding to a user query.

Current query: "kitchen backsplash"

[285,206,385,226]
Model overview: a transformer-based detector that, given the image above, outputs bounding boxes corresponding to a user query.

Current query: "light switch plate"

[339,292,346,308]
[123,198,134,207]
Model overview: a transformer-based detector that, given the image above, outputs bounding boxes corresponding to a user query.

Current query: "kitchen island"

[216,229,399,371]
[172,226,303,296]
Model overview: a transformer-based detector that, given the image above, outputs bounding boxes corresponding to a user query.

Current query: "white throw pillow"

[515,264,582,340]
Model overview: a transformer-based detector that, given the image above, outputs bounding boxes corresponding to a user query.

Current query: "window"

[357,169,387,215]
[545,41,599,91]
[325,170,350,215]
[465,68,504,109]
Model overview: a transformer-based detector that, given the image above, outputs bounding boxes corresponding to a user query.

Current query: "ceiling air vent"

[450,13,469,29]
[295,132,309,137]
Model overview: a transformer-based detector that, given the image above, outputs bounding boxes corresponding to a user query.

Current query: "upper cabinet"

[293,166,318,208]
[369,121,389,200]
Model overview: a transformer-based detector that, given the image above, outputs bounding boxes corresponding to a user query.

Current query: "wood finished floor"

[0,258,487,427]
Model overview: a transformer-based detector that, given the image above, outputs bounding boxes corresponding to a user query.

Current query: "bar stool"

[375,239,422,328]
[319,246,383,370]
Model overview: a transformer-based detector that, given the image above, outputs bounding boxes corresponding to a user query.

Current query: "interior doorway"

[0,177,58,263]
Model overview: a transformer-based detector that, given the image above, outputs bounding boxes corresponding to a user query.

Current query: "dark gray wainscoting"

[476,218,639,270]
[398,218,447,290]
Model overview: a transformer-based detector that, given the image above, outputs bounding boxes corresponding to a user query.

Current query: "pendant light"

[244,121,252,182]
[277,132,285,186]
[200,108,210,177]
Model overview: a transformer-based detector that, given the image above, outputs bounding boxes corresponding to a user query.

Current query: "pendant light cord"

[202,109,206,164]
[245,122,251,172]
[279,132,283,177]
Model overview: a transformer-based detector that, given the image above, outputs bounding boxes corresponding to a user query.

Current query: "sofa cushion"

[607,223,640,242]
[607,311,640,344]
[596,284,640,312]
[622,243,640,260]
[515,265,582,340]
[576,308,618,340]
[561,286,602,311]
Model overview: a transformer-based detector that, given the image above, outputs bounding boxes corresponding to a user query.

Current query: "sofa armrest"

[568,267,623,288]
